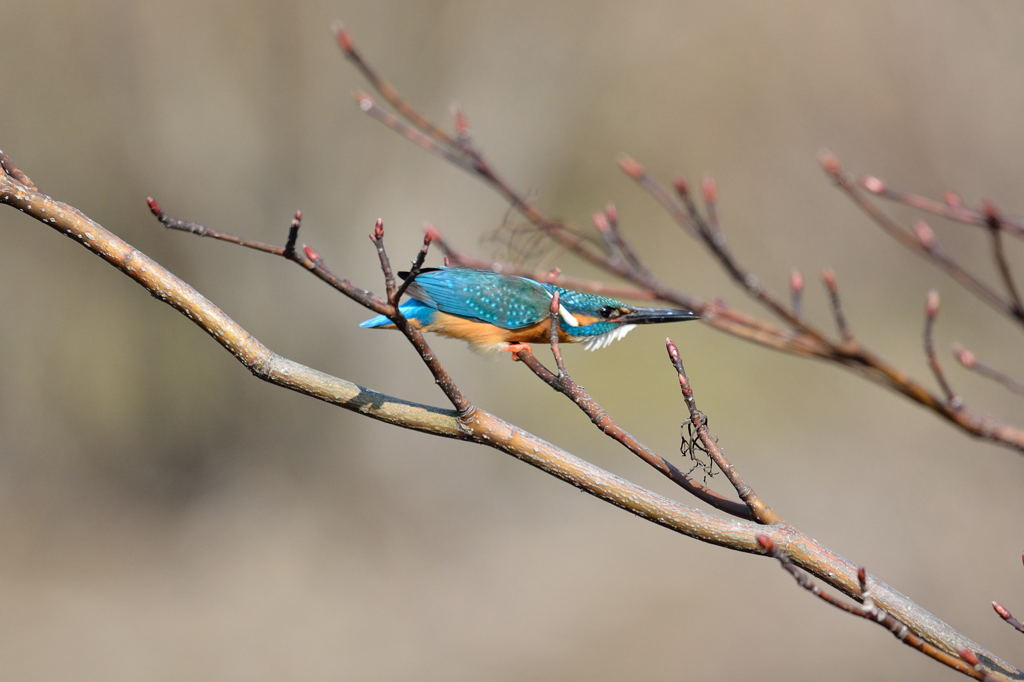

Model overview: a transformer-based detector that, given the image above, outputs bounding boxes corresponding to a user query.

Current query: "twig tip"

[333,23,353,52]
[926,290,940,317]
[822,268,838,292]
[451,103,469,136]
[992,601,1012,620]
[817,150,841,176]
[618,155,645,179]
[665,337,680,363]
[701,176,718,203]
[604,202,618,223]
[953,344,975,368]
[790,268,804,293]
[354,90,374,111]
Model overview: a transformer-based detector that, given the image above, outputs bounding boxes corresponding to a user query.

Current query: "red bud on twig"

[861,176,885,194]
[790,269,804,293]
[822,268,838,293]
[333,23,354,52]
[818,150,841,176]
[618,155,645,179]
[953,345,976,368]
[701,176,718,203]
[958,649,980,667]
[604,203,618,224]
[914,221,935,248]
[926,290,940,318]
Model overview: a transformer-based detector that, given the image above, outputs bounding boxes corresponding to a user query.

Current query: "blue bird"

[360,267,700,353]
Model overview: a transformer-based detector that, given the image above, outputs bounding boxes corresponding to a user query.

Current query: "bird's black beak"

[617,307,701,325]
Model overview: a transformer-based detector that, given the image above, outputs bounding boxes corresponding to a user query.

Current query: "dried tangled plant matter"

[2,21,1024,680]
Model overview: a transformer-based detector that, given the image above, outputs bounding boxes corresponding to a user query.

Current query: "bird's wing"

[402,268,553,329]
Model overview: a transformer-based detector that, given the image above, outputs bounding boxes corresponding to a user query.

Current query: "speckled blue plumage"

[359,267,626,337]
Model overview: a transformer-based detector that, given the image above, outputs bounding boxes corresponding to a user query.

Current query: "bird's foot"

[501,342,533,360]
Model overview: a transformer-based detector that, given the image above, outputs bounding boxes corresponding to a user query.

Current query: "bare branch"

[924,291,961,409]
[334,30,1024,454]
[2,149,1018,679]
[822,269,854,345]
[827,166,1021,323]
[954,345,1024,396]
[982,201,1024,318]
[758,536,997,681]
[992,602,1024,636]
[860,173,1024,240]
[666,339,779,524]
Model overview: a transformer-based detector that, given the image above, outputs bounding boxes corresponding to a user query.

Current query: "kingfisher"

[359,267,700,353]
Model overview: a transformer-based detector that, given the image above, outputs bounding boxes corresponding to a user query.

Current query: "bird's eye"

[599,305,619,319]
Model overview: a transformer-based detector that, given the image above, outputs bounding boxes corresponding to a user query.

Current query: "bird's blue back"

[403,268,555,329]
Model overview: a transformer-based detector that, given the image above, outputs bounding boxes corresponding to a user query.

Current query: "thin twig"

[283,210,302,259]
[757,536,996,681]
[335,25,455,147]
[147,196,283,255]
[827,164,1019,323]
[369,218,398,301]
[924,291,961,409]
[667,339,779,524]
[790,269,804,319]
[146,200,473,415]
[860,174,1024,239]
[992,602,1024,635]
[625,157,818,336]
[701,177,720,235]
[982,201,1024,319]
[547,291,568,375]
[512,343,755,521]
[822,269,854,344]
[394,228,434,302]
[954,345,1024,396]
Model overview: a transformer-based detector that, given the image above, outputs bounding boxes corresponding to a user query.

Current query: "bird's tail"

[358,299,438,328]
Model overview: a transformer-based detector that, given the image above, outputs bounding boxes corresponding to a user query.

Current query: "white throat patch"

[580,324,637,351]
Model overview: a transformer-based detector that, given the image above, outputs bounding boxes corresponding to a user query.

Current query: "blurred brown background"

[2,2,1023,680]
